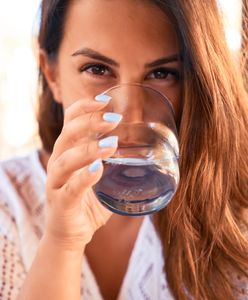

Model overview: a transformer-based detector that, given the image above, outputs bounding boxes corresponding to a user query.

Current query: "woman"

[0,0,247,299]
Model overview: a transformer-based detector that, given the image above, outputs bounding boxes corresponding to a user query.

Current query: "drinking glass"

[93,83,179,216]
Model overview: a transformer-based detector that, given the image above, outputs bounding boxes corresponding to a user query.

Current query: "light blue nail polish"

[99,136,118,148]
[103,112,123,123]
[95,94,112,102]
[88,159,102,173]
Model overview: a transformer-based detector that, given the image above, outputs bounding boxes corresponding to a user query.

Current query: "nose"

[110,85,145,124]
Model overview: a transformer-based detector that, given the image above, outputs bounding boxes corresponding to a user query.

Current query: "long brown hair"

[38,0,248,299]
[242,0,248,91]
[155,1,248,299]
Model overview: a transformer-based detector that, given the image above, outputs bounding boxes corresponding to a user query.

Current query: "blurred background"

[0,0,41,159]
[0,0,243,159]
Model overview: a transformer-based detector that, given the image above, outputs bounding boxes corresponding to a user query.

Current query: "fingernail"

[99,136,118,148]
[95,94,112,102]
[103,112,123,123]
[88,159,102,173]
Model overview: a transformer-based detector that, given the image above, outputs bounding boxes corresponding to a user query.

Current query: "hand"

[44,95,122,252]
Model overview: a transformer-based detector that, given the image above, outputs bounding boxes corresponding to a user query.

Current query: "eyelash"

[80,64,113,77]
[146,68,180,81]
[79,63,181,81]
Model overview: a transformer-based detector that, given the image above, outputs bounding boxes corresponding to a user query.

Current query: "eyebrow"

[71,48,119,67]
[145,54,182,68]
[71,47,182,68]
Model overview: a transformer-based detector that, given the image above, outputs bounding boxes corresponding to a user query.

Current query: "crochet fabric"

[0,151,174,300]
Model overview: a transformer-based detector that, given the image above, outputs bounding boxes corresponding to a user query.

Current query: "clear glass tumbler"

[93,83,179,215]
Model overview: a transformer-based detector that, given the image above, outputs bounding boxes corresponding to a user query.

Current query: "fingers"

[49,101,122,166]
[48,136,118,189]
[59,110,122,147]
[46,94,120,210]
[64,94,112,123]
[58,159,104,208]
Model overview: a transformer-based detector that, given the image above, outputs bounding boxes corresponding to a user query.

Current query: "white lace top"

[0,151,174,300]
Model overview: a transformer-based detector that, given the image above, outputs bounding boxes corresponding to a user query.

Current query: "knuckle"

[86,111,101,137]
[84,142,91,158]
[83,103,94,114]
[62,122,71,137]
[87,111,95,124]
[86,113,94,137]
[78,141,97,165]
[88,111,108,136]
[45,179,58,205]
[91,111,120,136]
[64,105,74,122]
[64,101,86,122]
[64,181,78,199]
[56,155,66,169]
[62,124,78,147]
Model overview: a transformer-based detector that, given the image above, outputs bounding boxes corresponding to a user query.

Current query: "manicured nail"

[95,94,112,102]
[88,159,102,173]
[99,136,118,148]
[103,112,123,123]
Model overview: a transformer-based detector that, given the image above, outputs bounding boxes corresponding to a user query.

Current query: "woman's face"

[45,0,182,119]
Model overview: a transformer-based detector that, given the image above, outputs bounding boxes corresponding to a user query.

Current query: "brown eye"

[80,64,111,76]
[146,68,180,81]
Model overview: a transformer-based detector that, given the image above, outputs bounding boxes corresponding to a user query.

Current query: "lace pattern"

[0,151,174,299]
[0,151,247,299]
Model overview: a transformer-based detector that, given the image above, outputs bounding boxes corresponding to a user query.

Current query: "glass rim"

[101,83,176,117]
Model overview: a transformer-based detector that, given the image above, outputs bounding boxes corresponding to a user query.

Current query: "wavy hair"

[37,0,248,299]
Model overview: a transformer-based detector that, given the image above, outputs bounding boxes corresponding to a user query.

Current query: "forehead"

[60,0,179,59]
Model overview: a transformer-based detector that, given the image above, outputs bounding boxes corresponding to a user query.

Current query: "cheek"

[57,63,91,108]
[57,64,114,109]
[159,84,183,123]
[171,88,182,122]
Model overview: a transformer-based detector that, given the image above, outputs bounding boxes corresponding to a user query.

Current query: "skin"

[18,1,182,299]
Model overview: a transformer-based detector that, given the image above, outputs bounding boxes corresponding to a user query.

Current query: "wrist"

[40,233,87,259]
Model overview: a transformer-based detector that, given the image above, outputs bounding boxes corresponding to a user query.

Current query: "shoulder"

[0,154,41,297]
[0,152,34,200]
[0,151,38,179]
[0,150,46,221]
[0,150,45,188]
